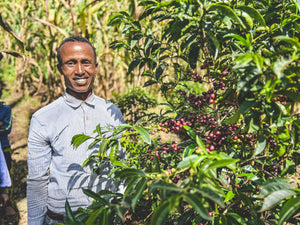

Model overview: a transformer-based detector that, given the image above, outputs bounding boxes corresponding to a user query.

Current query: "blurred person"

[27,35,125,225]
[0,142,12,215]
[0,81,16,216]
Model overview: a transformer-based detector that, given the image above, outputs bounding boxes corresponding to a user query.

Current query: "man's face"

[58,41,98,99]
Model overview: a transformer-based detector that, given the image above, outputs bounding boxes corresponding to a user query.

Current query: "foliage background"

[0,0,142,103]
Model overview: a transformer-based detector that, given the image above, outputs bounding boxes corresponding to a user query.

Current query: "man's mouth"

[74,77,88,85]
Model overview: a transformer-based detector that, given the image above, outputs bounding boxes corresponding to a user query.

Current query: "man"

[27,35,125,225]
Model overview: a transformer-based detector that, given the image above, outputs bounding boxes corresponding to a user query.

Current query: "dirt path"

[0,92,42,225]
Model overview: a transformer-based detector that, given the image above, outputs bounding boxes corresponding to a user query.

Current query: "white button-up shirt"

[27,92,125,225]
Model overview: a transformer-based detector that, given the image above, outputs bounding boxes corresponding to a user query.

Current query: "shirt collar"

[63,91,96,108]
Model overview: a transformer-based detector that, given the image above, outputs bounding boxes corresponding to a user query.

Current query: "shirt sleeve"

[27,115,52,225]
[0,106,12,135]
[0,145,11,188]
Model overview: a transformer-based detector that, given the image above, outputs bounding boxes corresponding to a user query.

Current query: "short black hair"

[56,35,97,66]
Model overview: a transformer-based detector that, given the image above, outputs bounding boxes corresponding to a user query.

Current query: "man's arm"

[27,116,52,225]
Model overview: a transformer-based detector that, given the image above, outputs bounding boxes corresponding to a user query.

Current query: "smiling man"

[27,36,125,225]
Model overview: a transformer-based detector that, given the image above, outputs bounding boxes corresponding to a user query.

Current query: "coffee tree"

[69,0,300,224]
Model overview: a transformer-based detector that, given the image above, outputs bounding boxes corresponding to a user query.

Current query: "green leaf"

[260,189,296,212]
[98,139,109,158]
[143,79,158,87]
[177,155,203,169]
[195,187,225,207]
[184,125,196,140]
[82,189,107,203]
[109,143,119,162]
[206,31,220,60]
[71,134,91,149]
[293,0,300,12]
[132,125,151,144]
[208,3,246,29]
[195,136,207,155]
[224,111,240,125]
[272,56,294,79]
[236,5,266,27]
[239,99,256,113]
[131,177,148,210]
[127,58,141,75]
[260,178,294,197]
[274,35,300,49]
[150,200,170,225]
[124,176,141,196]
[207,159,239,170]
[130,34,143,49]
[155,64,166,80]
[114,124,132,135]
[253,134,266,156]
[184,194,211,220]
[223,33,249,49]
[227,212,247,225]
[86,208,104,225]
[117,168,146,179]
[224,190,235,202]
[65,199,76,222]
[183,34,197,50]
[183,143,197,158]
[281,159,296,176]
[149,180,181,193]
[278,196,300,225]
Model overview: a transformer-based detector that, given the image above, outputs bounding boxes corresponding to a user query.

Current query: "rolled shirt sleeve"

[27,116,52,225]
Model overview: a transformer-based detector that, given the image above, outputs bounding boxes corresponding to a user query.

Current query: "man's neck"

[66,88,92,101]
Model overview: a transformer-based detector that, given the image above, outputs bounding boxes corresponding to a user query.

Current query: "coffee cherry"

[222,70,228,76]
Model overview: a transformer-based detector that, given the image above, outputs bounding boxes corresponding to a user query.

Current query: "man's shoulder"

[94,96,120,111]
[32,97,64,118]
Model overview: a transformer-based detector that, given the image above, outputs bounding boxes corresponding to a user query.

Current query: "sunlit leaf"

[260,189,296,212]
[71,134,91,149]
[132,125,151,144]
[237,5,266,27]
[207,158,238,171]
[278,196,300,225]
[208,3,246,29]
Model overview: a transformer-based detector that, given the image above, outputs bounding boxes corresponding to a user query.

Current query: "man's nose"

[75,63,84,74]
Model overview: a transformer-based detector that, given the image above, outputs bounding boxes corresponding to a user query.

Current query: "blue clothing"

[0,144,11,188]
[27,92,125,225]
[0,102,12,148]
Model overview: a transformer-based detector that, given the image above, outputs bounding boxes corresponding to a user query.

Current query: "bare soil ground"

[0,91,42,225]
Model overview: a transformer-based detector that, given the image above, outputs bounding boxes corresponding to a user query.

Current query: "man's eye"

[66,61,75,66]
[82,61,91,66]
